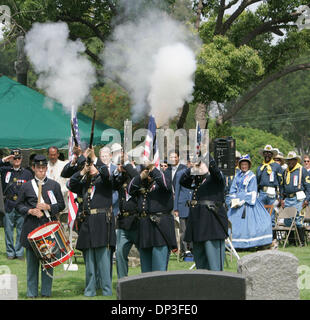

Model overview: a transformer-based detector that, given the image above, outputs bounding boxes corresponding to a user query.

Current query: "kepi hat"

[10,149,21,158]
[33,154,48,166]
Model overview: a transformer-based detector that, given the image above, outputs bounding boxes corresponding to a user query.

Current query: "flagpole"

[64,105,78,271]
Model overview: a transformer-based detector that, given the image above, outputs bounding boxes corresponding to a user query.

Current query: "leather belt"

[139,211,171,218]
[120,211,137,217]
[89,208,109,215]
[186,200,221,207]
[286,193,296,198]
[6,194,18,201]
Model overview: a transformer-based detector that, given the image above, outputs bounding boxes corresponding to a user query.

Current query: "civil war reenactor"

[179,154,228,271]
[16,155,65,298]
[256,145,283,247]
[280,151,310,246]
[113,151,140,279]
[67,156,116,297]
[128,162,177,273]
[224,150,241,208]
[0,149,33,260]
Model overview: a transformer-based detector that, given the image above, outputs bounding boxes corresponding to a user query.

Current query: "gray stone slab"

[237,250,299,300]
[0,273,18,300]
[117,270,246,300]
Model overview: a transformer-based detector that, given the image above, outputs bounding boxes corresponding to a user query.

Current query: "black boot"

[297,227,305,247]
[288,230,296,246]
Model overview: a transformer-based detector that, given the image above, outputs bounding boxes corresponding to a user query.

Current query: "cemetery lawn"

[1,227,310,300]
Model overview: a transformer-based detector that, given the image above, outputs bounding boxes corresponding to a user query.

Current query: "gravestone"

[128,246,140,268]
[0,273,18,300]
[117,270,246,300]
[237,250,299,300]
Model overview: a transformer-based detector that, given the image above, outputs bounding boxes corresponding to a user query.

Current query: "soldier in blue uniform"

[179,155,228,271]
[113,154,140,278]
[16,155,65,298]
[128,163,177,273]
[0,149,33,260]
[67,159,116,296]
[280,151,310,246]
[256,145,283,246]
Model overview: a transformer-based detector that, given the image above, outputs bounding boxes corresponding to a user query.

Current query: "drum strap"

[31,179,51,219]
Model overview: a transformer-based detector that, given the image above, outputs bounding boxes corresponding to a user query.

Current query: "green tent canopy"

[0,76,121,149]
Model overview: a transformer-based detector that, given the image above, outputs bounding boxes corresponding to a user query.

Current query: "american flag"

[67,110,81,229]
[143,115,160,168]
[195,121,202,159]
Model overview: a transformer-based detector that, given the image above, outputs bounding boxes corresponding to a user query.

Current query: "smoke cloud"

[102,7,200,126]
[25,22,96,112]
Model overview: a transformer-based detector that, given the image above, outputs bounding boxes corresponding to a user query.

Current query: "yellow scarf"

[286,163,302,185]
[260,159,274,175]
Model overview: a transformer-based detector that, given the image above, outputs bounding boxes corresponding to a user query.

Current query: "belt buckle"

[141,212,147,217]
[123,212,129,217]
[90,209,98,214]
[13,195,18,201]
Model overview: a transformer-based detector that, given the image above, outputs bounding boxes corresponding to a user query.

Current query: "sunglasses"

[13,156,22,160]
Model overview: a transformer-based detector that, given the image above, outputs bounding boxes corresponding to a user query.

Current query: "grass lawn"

[1,227,310,300]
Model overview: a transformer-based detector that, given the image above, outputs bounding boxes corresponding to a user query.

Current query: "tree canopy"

[1,0,309,151]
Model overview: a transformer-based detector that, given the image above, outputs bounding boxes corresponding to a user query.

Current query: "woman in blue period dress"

[227,155,272,249]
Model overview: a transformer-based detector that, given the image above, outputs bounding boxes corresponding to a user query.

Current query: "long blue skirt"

[228,200,272,249]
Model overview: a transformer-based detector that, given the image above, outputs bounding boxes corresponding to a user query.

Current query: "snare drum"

[27,221,74,269]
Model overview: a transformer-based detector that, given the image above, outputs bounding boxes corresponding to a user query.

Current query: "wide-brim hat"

[284,151,301,163]
[273,149,285,164]
[259,144,277,157]
[238,154,252,168]
[111,143,122,153]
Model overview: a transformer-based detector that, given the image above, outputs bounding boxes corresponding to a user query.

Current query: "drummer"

[16,155,65,298]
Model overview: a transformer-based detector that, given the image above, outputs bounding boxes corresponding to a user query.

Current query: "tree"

[233,53,310,156]
[191,0,310,134]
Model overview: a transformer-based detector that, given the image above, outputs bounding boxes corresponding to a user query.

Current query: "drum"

[27,221,74,269]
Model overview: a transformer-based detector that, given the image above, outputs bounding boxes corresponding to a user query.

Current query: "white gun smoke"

[102,8,200,126]
[25,22,96,112]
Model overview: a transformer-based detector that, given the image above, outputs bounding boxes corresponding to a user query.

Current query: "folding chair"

[225,220,233,264]
[264,204,274,216]
[273,207,301,248]
[301,206,310,245]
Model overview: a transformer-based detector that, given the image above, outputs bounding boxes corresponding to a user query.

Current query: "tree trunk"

[195,103,207,129]
[14,35,29,86]
[195,0,203,31]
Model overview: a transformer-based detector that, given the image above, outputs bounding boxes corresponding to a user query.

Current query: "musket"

[70,120,79,147]
[86,106,97,166]
[89,106,96,150]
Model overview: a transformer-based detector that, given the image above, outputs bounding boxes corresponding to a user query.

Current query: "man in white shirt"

[47,146,69,215]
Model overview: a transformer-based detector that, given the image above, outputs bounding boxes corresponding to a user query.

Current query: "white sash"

[31,179,51,219]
